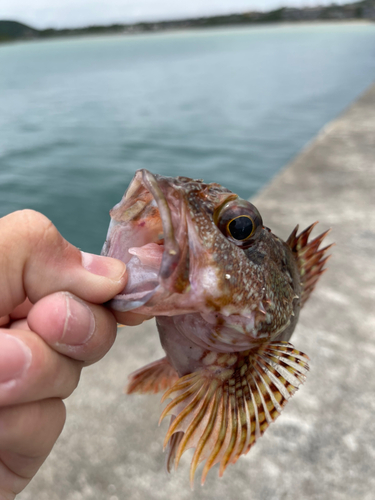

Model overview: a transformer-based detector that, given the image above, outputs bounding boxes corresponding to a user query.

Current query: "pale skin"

[0,210,149,499]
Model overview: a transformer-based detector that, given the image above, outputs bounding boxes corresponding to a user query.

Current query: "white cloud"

[0,0,350,30]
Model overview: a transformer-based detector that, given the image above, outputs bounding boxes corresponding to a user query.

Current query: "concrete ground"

[19,83,375,500]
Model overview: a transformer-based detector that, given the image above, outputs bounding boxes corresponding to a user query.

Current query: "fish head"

[102,169,298,342]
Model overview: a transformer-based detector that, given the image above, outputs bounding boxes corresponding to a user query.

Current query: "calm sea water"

[0,23,375,252]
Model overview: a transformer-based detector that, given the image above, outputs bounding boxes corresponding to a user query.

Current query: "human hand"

[0,210,146,499]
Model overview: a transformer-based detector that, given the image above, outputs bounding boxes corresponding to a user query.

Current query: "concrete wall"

[19,83,375,500]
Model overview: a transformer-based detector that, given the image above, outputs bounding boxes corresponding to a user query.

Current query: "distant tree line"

[0,0,374,43]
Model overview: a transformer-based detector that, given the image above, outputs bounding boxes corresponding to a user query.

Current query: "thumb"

[0,210,126,316]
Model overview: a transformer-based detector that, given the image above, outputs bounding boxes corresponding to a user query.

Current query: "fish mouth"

[101,169,185,312]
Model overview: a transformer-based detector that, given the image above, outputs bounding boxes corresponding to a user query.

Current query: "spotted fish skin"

[102,170,331,486]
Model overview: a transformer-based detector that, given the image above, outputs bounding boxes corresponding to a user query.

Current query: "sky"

[0,0,350,30]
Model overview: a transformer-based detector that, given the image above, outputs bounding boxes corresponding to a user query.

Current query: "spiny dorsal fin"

[127,357,178,394]
[159,342,309,487]
[287,222,333,306]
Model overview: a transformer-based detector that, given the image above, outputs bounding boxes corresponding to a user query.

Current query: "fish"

[101,169,331,486]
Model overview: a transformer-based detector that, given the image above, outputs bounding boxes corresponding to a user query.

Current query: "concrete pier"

[19,83,375,500]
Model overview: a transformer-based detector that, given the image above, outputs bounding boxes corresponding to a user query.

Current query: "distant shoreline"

[0,0,374,44]
[0,19,374,46]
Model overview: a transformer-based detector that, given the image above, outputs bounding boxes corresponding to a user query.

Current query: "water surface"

[0,22,374,251]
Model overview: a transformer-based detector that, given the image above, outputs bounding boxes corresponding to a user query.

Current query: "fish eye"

[227,215,255,241]
[216,199,263,248]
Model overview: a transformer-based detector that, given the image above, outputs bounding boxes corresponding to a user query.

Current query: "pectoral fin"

[127,357,178,394]
[159,341,309,487]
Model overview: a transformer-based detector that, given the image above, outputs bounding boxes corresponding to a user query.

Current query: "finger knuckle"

[8,210,58,245]
[11,210,79,263]
[11,209,51,229]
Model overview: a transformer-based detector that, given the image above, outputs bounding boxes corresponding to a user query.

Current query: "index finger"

[0,210,127,317]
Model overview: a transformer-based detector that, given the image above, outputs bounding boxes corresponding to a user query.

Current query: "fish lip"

[108,290,157,312]
[104,169,184,312]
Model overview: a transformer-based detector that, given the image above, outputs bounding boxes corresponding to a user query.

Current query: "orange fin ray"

[165,419,184,473]
[287,223,333,305]
[126,357,178,394]
[160,341,309,487]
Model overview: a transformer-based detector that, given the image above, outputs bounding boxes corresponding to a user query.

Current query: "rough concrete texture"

[19,83,375,500]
